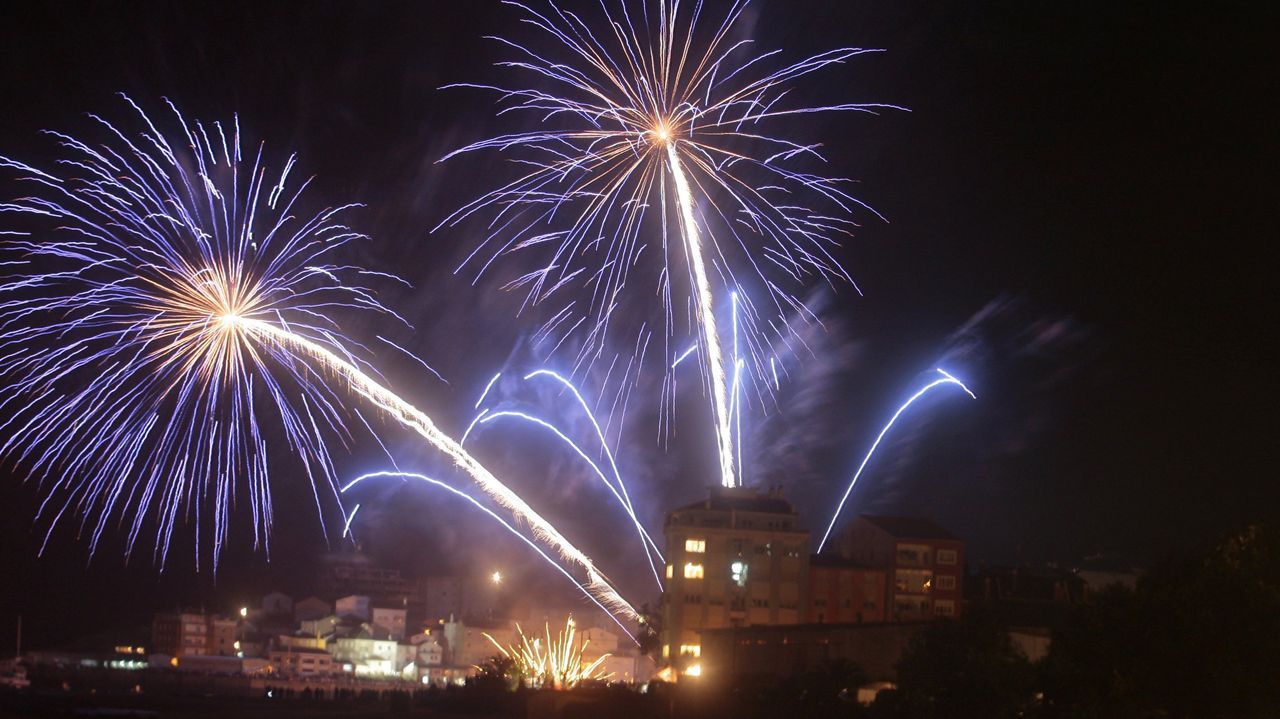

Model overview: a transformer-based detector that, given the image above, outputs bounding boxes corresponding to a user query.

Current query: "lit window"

[730,561,748,587]
[679,644,701,657]
[666,564,674,579]
[662,645,670,658]
[684,563,704,579]
[937,549,958,565]
[685,664,702,677]
[937,575,956,591]
[685,538,706,553]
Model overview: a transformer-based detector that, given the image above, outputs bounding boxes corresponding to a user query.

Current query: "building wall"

[579,626,620,657]
[335,595,371,622]
[833,517,965,621]
[700,622,926,687]
[329,636,399,677]
[372,607,407,641]
[300,615,339,639]
[320,552,415,602]
[441,621,516,668]
[419,576,463,623]
[293,597,332,622]
[261,592,293,616]
[412,637,444,666]
[275,635,325,650]
[207,618,238,656]
[807,564,886,624]
[888,537,964,620]
[599,653,655,684]
[268,648,335,677]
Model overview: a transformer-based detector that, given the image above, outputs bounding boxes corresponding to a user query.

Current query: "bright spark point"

[491,570,503,584]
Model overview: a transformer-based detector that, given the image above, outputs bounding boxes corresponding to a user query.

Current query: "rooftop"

[671,485,797,516]
[860,515,958,540]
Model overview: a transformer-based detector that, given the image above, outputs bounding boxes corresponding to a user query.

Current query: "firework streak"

[817,369,976,553]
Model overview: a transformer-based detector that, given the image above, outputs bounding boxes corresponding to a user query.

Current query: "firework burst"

[439,0,902,487]
[485,616,612,688]
[0,95,390,567]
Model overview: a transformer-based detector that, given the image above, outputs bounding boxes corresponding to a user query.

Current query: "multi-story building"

[807,554,887,624]
[417,574,502,625]
[319,550,416,604]
[207,617,238,656]
[829,515,964,620]
[151,613,209,657]
[152,612,238,658]
[329,631,401,678]
[661,485,810,676]
[268,646,335,678]
[409,631,444,665]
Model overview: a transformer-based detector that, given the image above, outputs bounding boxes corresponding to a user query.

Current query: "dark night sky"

[0,1,1273,650]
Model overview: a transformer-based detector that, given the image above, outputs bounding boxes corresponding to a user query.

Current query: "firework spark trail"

[341,471,637,643]
[817,369,977,553]
[342,503,362,538]
[476,371,503,408]
[668,143,735,487]
[671,344,698,368]
[239,318,639,620]
[438,0,902,487]
[731,290,743,484]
